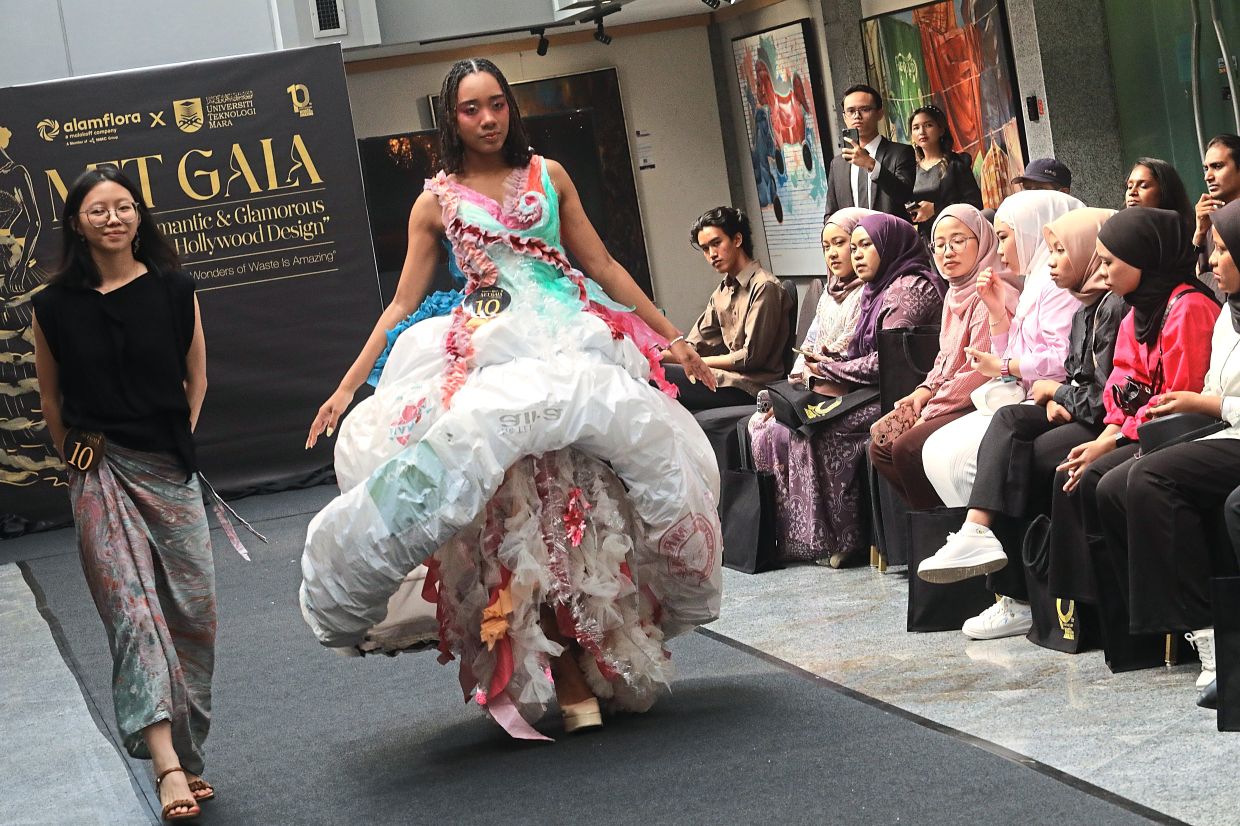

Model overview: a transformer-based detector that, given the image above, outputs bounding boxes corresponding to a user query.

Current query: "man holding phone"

[826,84,915,221]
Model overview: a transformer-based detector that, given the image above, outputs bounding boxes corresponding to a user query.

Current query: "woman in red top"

[1044,208,1219,655]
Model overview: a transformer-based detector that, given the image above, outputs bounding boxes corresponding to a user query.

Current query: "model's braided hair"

[437,58,533,175]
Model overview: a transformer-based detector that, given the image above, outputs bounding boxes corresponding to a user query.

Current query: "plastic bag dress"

[299,156,723,736]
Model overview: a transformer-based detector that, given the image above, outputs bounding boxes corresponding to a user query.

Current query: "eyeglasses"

[80,202,138,228]
[843,106,877,117]
[932,234,978,254]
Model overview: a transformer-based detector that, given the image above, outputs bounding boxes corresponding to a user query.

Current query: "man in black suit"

[826,84,916,221]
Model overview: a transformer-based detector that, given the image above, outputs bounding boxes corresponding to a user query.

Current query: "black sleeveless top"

[33,269,198,476]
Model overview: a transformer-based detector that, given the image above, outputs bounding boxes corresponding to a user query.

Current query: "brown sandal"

[155,767,201,821]
[187,776,215,802]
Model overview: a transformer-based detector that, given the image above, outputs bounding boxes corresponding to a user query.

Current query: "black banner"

[0,45,381,533]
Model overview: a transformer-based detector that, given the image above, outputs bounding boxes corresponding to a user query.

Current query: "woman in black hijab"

[1042,208,1220,670]
[1093,200,1240,701]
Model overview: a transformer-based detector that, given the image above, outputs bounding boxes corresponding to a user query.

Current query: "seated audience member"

[1043,208,1219,621]
[1195,134,1240,276]
[1123,157,1193,227]
[786,208,877,386]
[749,212,944,566]
[1012,158,1073,194]
[868,205,1018,510]
[905,105,984,245]
[827,84,916,220]
[667,206,791,410]
[915,209,1121,638]
[1094,200,1240,702]
[918,191,1086,514]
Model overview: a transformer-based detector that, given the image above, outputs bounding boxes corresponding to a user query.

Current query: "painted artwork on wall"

[732,19,830,277]
[861,0,1027,209]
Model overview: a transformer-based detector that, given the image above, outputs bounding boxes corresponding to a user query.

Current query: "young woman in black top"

[32,166,211,821]
[906,105,985,245]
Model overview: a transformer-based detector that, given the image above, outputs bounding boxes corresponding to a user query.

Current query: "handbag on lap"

[1137,412,1227,454]
[766,379,879,437]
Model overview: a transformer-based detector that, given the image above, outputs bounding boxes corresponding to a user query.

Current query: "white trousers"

[920,409,996,507]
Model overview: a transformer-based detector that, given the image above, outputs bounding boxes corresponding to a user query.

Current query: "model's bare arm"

[307,192,444,447]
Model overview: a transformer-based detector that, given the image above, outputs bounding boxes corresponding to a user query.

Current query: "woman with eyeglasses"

[1041,208,1218,666]
[905,105,984,245]
[748,210,943,567]
[868,205,1017,510]
[32,166,213,821]
[301,58,722,740]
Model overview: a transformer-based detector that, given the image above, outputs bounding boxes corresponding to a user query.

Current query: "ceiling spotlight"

[594,20,612,45]
[701,0,721,8]
[533,27,549,56]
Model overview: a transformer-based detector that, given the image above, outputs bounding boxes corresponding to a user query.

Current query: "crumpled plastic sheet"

[300,306,722,650]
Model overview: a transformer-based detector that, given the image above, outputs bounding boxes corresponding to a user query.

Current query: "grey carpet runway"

[12,487,1171,825]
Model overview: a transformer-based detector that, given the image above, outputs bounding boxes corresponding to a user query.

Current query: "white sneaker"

[1185,629,1216,689]
[916,524,1008,584]
[962,596,1033,640]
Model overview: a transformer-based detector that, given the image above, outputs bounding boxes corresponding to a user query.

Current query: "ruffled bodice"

[421,156,672,405]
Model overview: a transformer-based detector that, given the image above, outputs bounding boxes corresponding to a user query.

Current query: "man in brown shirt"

[663,206,791,411]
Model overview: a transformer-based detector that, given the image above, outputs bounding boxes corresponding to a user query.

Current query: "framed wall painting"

[861,0,1027,209]
[731,19,831,277]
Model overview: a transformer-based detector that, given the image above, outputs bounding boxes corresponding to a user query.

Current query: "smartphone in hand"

[839,127,860,148]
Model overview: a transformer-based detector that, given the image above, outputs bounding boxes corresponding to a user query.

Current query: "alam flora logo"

[35,108,161,146]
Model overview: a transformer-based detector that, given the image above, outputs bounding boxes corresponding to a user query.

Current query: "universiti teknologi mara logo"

[36,118,60,141]
[173,98,204,133]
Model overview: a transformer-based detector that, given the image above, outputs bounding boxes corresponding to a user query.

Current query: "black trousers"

[968,404,1097,599]
[1045,442,1140,604]
[1096,438,1240,633]
[664,365,756,411]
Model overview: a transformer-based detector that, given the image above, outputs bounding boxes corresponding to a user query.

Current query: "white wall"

[0,0,280,81]
[344,24,733,330]
[0,0,71,84]
[714,0,832,278]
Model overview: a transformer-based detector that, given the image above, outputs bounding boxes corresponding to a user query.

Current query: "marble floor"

[707,563,1234,826]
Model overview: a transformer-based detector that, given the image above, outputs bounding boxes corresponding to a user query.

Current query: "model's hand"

[1056,437,1115,492]
[673,340,716,390]
[965,346,1002,378]
[1046,399,1073,424]
[895,386,933,416]
[307,387,355,449]
[1148,390,1219,418]
[1031,379,1062,405]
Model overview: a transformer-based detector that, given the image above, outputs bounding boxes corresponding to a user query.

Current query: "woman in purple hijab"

[748,213,944,566]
